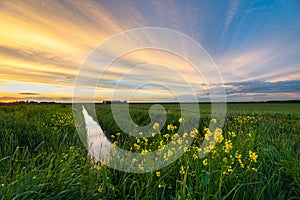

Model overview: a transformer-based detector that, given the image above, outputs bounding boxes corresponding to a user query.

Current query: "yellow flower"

[183,132,188,138]
[164,153,168,161]
[133,143,140,150]
[171,133,179,140]
[203,159,208,166]
[178,117,184,123]
[190,128,199,138]
[249,150,258,162]
[153,122,160,130]
[98,186,103,193]
[184,147,189,152]
[63,153,68,159]
[158,181,165,188]
[158,141,165,150]
[138,164,144,171]
[167,149,174,157]
[223,139,233,153]
[252,167,258,172]
[167,124,174,131]
[156,171,161,177]
[203,146,211,154]
[159,140,164,146]
[177,138,183,145]
[214,128,223,143]
[210,118,217,124]
[196,147,202,153]
[229,131,236,137]
[193,153,198,160]
[235,151,242,159]
[141,149,149,154]
[204,128,213,140]
[179,166,185,174]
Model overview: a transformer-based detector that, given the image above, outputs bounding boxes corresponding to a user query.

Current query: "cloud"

[0,45,78,69]
[0,0,131,88]
[222,0,239,35]
[224,80,300,94]
[19,92,40,95]
[191,80,300,102]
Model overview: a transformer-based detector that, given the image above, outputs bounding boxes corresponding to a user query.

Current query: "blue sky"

[0,0,299,102]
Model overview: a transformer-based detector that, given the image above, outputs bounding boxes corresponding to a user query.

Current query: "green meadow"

[0,102,299,199]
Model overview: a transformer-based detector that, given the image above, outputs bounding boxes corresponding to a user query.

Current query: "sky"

[0,0,299,102]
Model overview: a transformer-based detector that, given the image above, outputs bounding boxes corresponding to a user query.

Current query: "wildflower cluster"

[60,146,86,163]
[234,114,261,125]
[176,118,259,177]
[108,117,259,179]
[42,113,74,131]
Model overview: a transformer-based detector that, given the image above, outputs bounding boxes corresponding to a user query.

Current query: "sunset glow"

[0,99,18,104]
[0,1,299,102]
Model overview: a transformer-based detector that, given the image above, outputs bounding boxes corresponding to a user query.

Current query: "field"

[0,102,299,199]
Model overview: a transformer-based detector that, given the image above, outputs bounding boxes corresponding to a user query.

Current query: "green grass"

[0,103,299,199]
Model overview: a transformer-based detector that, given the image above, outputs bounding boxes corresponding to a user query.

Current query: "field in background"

[0,102,299,199]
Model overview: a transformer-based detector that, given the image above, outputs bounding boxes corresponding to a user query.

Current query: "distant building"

[39,101,56,104]
[103,100,127,104]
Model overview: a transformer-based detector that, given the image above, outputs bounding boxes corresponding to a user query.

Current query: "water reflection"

[82,106,111,163]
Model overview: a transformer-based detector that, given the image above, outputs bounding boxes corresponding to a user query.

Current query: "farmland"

[0,102,299,199]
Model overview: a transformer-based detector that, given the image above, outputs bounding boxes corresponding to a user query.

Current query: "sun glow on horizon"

[0,99,18,104]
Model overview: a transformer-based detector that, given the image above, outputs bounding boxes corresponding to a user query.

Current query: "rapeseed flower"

[153,122,160,130]
[210,118,217,124]
[193,153,198,160]
[229,131,236,137]
[183,132,188,138]
[179,166,185,174]
[203,159,208,166]
[249,150,258,162]
[223,139,233,153]
[214,128,223,143]
[138,164,144,171]
[98,186,103,193]
[156,171,161,177]
[167,124,177,131]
